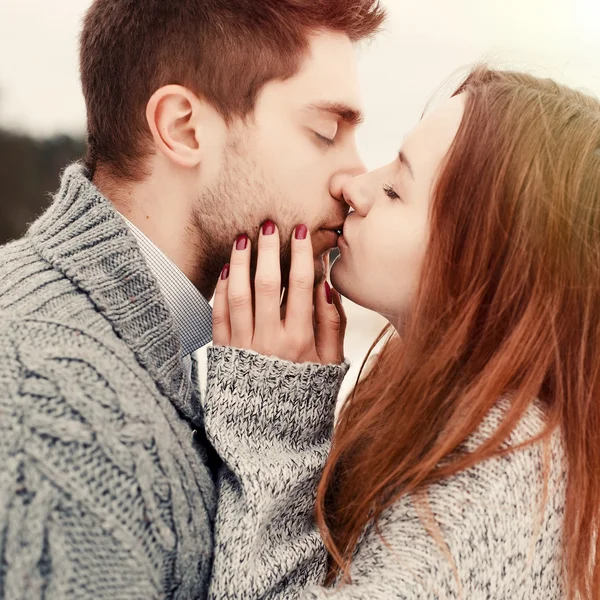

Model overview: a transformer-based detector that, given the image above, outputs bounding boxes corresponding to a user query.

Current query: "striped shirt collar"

[120,216,213,356]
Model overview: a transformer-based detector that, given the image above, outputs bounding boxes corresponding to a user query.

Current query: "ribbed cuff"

[204,346,350,450]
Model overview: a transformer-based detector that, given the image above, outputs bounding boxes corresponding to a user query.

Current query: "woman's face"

[331,94,466,329]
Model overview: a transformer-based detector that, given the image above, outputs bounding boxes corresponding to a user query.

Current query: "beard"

[191,139,326,295]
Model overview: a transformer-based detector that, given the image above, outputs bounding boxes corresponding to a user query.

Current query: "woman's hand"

[212,221,346,365]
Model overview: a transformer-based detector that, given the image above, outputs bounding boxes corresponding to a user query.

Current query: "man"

[0,0,384,598]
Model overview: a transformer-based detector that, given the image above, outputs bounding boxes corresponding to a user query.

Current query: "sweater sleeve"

[203,346,349,600]
[202,345,457,600]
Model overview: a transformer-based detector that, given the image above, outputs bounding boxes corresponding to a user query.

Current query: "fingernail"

[325,281,333,304]
[236,234,248,251]
[221,264,230,280]
[295,224,308,240]
[262,220,276,236]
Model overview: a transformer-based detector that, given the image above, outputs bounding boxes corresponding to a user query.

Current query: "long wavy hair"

[316,67,600,599]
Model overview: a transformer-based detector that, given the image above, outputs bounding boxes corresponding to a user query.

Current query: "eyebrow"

[398,150,415,179]
[307,102,364,126]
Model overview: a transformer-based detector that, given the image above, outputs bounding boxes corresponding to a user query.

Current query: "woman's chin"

[331,262,399,325]
[329,259,345,293]
[330,262,360,307]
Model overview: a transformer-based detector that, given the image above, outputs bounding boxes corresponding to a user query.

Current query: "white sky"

[0,0,599,168]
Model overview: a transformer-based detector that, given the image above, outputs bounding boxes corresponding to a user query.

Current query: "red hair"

[317,67,600,599]
[79,0,385,181]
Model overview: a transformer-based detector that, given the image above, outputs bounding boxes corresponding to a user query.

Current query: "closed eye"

[315,132,335,147]
[383,183,400,200]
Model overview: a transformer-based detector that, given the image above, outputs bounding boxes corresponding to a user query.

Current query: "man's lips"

[321,223,345,236]
[319,226,345,247]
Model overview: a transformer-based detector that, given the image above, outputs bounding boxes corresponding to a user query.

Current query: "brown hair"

[317,67,600,599]
[79,0,385,181]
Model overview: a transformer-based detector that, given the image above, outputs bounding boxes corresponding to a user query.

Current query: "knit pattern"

[301,401,566,599]
[0,165,217,599]
[203,344,567,600]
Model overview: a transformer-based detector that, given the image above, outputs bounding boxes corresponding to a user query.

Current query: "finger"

[212,264,231,346]
[228,234,254,348]
[315,281,345,364]
[285,225,316,335]
[253,221,282,353]
[333,288,347,342]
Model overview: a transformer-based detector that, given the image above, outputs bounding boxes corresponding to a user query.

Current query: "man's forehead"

[257,32,362,120]
[291,32,362,109]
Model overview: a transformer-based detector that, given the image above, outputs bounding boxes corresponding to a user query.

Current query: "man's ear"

[146,85,205,168]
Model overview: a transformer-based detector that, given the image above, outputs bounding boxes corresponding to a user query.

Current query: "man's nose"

[329,155,367,202]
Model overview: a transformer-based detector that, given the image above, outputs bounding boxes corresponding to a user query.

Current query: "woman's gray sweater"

[205,347,567,599]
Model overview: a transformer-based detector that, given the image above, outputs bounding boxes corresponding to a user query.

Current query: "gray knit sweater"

[0,164,348,599]
[205,347,567,599]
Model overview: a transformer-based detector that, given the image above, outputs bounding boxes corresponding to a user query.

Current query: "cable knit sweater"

[0,164,348,599]
[204,347,568,599]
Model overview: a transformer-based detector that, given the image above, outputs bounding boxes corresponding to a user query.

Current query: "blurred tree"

[0,129,85,244]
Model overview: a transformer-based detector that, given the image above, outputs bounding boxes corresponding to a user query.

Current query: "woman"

[203,67,600,599]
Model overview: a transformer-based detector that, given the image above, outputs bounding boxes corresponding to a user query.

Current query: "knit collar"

[27,163,203,425]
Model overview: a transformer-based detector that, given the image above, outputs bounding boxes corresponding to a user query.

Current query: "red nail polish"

[262,220,276,236]
[295,224,308,240]
[236,234,248,251]
[221,264,230,280]
[325,281,333,304]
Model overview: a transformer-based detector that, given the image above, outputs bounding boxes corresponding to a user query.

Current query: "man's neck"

[93,169,218,300]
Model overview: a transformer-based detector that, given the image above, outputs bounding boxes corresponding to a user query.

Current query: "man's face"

[195,31,366,287]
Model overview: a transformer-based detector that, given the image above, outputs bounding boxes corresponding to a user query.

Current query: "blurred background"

[1,0,599,397]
